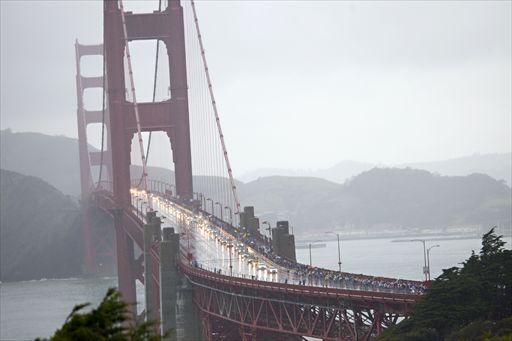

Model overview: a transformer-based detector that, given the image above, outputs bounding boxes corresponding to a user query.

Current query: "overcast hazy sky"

[1,1,510,174]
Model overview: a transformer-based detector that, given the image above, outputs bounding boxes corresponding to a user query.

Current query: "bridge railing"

[177,259,420,304]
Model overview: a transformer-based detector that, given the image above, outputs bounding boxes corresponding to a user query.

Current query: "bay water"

[1,235,510,340]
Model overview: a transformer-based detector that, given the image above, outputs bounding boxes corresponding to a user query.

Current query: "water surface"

[2,235,510,340]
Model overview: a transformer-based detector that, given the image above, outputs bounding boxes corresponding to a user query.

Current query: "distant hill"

[239,176,340,227]
[338,168,511,229]
[1,130,83,196]
[2,130,510,237]
[402,153,511,185]
[240,154,512,185]
[0,129,238,200]
[242,168,511,236]
[0,169,83,281]
[238,160,374,184]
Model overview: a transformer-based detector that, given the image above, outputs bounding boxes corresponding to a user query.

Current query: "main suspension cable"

[119,0,151,209]
[190,0,241,217]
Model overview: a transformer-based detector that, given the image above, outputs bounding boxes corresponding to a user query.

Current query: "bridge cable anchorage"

[119,0,151,209]
[191,0,241,217]
[96,42,107,190]
[137,0,162,188]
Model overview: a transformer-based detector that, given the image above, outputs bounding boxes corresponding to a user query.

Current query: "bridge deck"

[129,189,425,297]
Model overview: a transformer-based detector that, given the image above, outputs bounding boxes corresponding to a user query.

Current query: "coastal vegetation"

[379,228,512,340]
[36,288,165,341]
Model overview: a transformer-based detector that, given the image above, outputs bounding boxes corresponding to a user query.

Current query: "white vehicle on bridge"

[257,263,267,271]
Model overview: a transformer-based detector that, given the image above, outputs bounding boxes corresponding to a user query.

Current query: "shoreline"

[296,231,512,243]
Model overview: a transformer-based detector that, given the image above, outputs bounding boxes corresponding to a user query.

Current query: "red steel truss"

[178,261,418,340]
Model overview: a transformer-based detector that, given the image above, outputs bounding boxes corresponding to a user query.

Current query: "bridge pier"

[160,227,179,340]
[176,275,201,340]
[144,211,161,327]
[114,209,137,321]
[160,226,201,340]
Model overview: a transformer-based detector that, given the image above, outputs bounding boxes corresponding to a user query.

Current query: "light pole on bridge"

[325,231,342,272]
[224,206,233,226]
[215,201,223,221]
[206,198,214,215]
[234,211,240,230]
[410,239,429,281]
[427,244,440,281]
[227,242,233,277]
[308,240,324,267]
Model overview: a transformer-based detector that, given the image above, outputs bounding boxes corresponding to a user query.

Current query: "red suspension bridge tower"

[103,0,194,313]
[75,41,114,274]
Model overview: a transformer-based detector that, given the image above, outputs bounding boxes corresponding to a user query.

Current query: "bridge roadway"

[91,185,422,340]
[131,188,425,295]
[133,190,284,283]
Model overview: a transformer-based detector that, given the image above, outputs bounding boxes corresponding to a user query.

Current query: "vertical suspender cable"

[190,0,241,217]
[138,0,162,187]
[119,0,152,209]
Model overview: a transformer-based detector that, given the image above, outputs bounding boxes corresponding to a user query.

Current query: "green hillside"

[0,169,83,281]
[240,169,511,235]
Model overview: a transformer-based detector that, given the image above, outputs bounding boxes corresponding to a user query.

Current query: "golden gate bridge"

[75,1,424,340]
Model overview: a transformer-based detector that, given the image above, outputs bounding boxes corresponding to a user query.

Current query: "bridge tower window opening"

[86,122,109,152]
[82,87,104,112]
[123,40,171,103]
[129,132,175,184]
[79,55,103,78]
[121,0,168,14]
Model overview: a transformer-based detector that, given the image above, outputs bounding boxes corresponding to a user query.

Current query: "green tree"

[37,288,167,341]
[379,228,512,341]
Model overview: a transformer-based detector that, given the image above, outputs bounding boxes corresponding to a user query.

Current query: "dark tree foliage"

[447,317,512,341]
[379,228,512,341]
[36,288,166,341]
